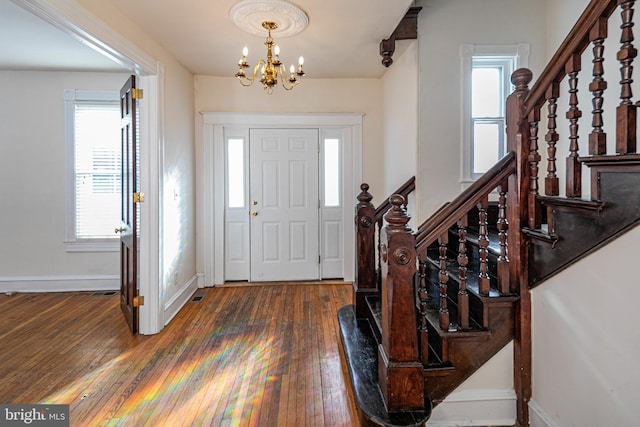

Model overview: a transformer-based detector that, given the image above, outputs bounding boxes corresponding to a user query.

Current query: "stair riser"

[423,263,490,328]
[531,170,640,285]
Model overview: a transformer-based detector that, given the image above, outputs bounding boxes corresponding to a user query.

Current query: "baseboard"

[426,389,517,426]
[196,272,206,288]
[0,275,118,293]
[529,399,558,427]
[163,274,199,325]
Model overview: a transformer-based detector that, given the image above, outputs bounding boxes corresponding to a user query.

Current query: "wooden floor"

[0,283,358,426]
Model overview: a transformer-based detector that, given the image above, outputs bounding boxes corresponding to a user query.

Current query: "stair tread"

[422,256,517,300]
[337,305,432,426]
[578,153,640,166]
[537,195,605,212]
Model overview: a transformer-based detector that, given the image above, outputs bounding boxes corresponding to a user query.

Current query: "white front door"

[248,128,320,281]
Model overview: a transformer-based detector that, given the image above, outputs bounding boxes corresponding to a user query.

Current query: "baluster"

[457,216,469,329]
[477,197,490,296]
[617,0,637,153]
[376,218,383,287]
[528,109,541,229]
[566,54,582,198]
[417,259,429,364]
[590,17,608,155]
[497,181,510,295]
[545,83,560,196]
[438,233,449,331]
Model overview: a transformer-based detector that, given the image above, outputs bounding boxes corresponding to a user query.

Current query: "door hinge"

[318,255,321,264]
[133,295,145,307]
[133,192,145,203]
[132,88,144,99]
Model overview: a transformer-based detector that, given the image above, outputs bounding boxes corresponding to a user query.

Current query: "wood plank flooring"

[0,283,358,426]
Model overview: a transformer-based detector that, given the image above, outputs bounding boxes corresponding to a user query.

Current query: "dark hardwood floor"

[0,283,358,426]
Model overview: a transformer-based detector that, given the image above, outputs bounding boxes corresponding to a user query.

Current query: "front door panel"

[249,128,319,281]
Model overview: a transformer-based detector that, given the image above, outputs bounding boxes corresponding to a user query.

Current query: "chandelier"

[234,21,305,94]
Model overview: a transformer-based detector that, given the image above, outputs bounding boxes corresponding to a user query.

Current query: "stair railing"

[353,177,415,318]
[414,151,516,346]
[373,156,516,412]
[506,1,640,423]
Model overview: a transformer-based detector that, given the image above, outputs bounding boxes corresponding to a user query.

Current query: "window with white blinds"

[64,90,121,251]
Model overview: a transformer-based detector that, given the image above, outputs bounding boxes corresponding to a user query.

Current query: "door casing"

[202,112,363,286]
[19,0,165,334]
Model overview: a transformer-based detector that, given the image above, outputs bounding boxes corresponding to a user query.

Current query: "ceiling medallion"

[230,0,308,93]
[229,0,309,38]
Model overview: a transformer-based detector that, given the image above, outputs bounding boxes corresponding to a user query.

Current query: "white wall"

[160,59,197,310]
[0,70,129,290]
[381,40,419,220]
[417,0,547,217]
[382,41,418,196]
[530,227,640,427]
[193,76,382,275]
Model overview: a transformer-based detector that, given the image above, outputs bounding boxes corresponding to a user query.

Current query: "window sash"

[471,117,505,177]
[64,90,121,251]
[460,44,529,185]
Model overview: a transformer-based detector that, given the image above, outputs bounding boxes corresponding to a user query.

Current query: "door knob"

[115,226,126,234]
[250,211,259,216]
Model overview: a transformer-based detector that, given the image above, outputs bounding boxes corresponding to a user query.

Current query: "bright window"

[461,44,529,183]
[323,138,341,207]
[64,90,121,251]
[227,138,245,208]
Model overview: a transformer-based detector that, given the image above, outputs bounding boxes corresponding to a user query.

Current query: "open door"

[118,75,140,333]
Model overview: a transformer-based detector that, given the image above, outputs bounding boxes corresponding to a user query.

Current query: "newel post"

[506,68,533,427]
[354,183,377,318]
[378,195,424,411]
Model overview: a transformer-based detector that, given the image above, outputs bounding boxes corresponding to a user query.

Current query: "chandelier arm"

[237,78,255,87]
[278,63,298,90]
[250,60,266,81]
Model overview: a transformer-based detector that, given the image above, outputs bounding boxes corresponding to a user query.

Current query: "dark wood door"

[119,75,139,333]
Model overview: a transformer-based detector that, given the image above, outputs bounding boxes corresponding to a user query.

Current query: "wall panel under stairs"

[529,225,640,427]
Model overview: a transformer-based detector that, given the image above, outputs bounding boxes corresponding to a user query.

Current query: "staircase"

[338,1,640,426]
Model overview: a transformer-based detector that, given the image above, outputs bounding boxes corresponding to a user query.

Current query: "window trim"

[64,89,120,252]
[460,43,529,187]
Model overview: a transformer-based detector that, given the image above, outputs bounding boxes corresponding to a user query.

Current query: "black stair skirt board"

[338,305,432,427]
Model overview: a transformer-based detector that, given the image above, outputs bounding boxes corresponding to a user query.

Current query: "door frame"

[202,112,363,286]
[16,0,165,334]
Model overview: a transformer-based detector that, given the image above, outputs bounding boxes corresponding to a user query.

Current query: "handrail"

[374,176,416,220]
[524,0,618,113]
[415,151,516,254]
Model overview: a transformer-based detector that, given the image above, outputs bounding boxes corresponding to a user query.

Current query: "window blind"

[74,103,121,239]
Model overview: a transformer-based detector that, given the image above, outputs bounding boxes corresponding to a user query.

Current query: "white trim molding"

[10,0,157,75]
[427,388,517,426]
[529,399,560,427]
[163,274,199,325]
[201,112,363,286]
[0,275,118,293]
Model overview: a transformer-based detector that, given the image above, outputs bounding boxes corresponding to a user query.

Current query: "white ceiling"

[0,0,416,79]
